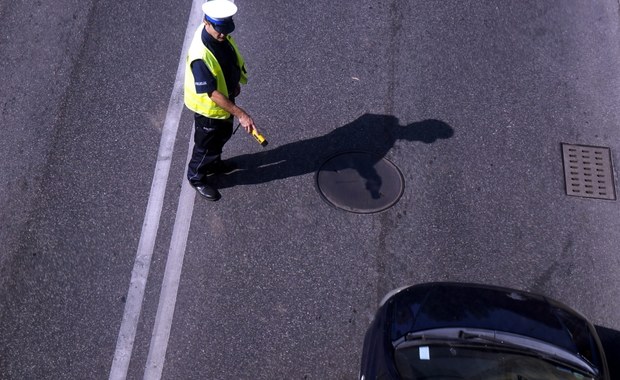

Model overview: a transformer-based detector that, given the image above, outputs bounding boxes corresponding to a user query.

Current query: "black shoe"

[206,160,238,175]
[191,182,221,201]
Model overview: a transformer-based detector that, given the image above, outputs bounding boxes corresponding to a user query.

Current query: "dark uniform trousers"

[187,113,233,186]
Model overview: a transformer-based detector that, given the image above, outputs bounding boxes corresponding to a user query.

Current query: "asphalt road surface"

[1,1,619,379]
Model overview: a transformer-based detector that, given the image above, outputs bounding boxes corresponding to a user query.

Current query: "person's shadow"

[216,113,454,189]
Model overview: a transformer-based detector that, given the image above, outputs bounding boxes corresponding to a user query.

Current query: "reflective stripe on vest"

[184,26,247,119]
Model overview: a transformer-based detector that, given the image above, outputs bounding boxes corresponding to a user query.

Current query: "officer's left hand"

[239,112,256,134]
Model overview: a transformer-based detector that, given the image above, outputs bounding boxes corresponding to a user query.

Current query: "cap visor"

[214,20,235,34]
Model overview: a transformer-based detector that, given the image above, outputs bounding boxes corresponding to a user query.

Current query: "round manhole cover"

[315,151,404,214]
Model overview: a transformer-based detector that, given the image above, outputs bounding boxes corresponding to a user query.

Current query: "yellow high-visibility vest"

[184,26,247,118]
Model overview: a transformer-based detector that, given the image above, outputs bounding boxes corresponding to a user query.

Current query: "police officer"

[184,0,258,201]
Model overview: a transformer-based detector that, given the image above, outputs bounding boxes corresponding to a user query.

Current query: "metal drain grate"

[562,143,616,200]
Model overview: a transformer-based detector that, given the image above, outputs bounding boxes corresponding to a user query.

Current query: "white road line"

[143,131,196,380]
[109,2,202,379]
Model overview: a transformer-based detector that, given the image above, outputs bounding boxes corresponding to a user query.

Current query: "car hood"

[388,283,592,357]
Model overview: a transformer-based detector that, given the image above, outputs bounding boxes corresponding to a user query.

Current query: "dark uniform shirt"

[190,28,241,100]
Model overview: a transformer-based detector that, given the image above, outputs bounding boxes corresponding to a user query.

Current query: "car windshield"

[394,343,597,380]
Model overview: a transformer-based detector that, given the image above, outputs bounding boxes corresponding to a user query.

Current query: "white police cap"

[202,0,238,21]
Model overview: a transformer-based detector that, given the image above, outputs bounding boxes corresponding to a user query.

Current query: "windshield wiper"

[391,331,457,348]
[400,330,519,346]
[459,330,508,344]
[458,330,597,378]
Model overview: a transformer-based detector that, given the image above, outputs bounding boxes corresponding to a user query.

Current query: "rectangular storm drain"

[561,143,616,200]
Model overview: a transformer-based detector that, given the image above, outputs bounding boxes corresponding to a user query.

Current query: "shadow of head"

[402,119,455,143]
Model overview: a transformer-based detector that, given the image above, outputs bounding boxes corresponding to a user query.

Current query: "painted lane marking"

[143,130,196,380]
[108,1,202,379]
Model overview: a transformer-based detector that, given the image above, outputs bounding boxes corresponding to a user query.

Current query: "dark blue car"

[360,282,609,380]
